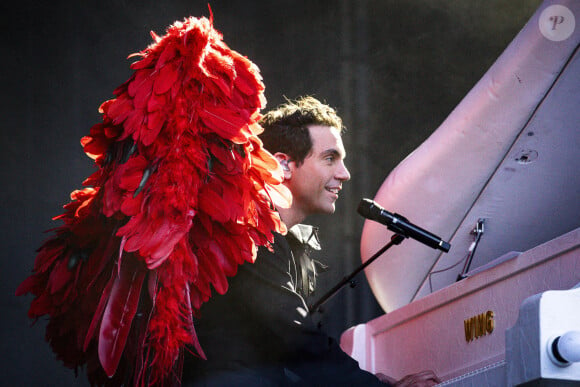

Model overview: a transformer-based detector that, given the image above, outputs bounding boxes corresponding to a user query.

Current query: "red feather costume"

[16,15,290,386]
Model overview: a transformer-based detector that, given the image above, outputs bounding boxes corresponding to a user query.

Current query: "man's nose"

[337,161,351,181]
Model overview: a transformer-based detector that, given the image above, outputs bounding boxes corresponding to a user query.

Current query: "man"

[259,96,351,227]
[183,97,439,386]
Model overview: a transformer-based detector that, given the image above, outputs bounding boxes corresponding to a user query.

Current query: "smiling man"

[261,98,351,229]
[182,97,438,386]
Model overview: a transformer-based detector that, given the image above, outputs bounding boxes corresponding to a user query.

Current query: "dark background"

[2,1,540,385]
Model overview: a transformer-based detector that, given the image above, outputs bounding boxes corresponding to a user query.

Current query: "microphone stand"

[308,233,405,314]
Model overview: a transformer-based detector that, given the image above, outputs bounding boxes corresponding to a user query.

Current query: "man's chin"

[308,201,336,216]
[323,204,336,214]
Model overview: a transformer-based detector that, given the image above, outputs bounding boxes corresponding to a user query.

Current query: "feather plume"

[17,15,291,386]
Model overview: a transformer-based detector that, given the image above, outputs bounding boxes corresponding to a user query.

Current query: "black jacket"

[182,226,386,386]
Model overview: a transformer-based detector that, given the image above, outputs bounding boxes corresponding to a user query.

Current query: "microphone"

[358,198,451,253]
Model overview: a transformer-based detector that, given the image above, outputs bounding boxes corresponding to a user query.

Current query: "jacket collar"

[287,224,321,251]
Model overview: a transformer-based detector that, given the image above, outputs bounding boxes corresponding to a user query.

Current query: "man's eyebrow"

[321,149,345,159]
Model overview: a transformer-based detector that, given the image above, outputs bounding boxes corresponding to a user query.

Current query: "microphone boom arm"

[308,233,405,314]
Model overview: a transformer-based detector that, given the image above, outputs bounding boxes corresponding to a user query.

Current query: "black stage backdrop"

[2,1,540,385]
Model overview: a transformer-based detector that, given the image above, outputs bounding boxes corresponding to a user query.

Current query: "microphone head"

[357,198,378,220]
[439,240,451,253]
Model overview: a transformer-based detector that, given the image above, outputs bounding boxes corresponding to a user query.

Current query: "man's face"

[286,125,351,218]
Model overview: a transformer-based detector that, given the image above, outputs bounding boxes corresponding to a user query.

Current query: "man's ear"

[274,152,292,179]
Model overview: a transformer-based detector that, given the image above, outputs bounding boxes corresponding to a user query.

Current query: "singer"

[183,96,439,386]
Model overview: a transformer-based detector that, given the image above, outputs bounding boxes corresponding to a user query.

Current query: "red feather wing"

[17,14,287,386]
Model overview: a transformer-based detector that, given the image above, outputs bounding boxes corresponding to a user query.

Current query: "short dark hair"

[259,96,344,165]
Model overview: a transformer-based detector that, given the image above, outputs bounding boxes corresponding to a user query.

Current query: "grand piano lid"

[361,0,580,314]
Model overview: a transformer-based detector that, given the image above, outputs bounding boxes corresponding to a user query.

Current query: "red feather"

[83,270,115,351]
[98,255,146,377]
[183,282,206,359]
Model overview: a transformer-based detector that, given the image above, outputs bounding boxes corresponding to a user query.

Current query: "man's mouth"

[326,187,340,195]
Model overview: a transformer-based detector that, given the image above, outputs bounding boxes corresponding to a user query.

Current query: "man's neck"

[277,206,305,230]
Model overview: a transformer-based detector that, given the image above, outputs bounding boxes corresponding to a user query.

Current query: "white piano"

[341,1,580,385]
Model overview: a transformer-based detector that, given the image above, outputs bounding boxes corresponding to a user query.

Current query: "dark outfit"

[182,225,387,386]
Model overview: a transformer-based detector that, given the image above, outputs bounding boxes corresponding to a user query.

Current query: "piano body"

[341,0,580,384]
